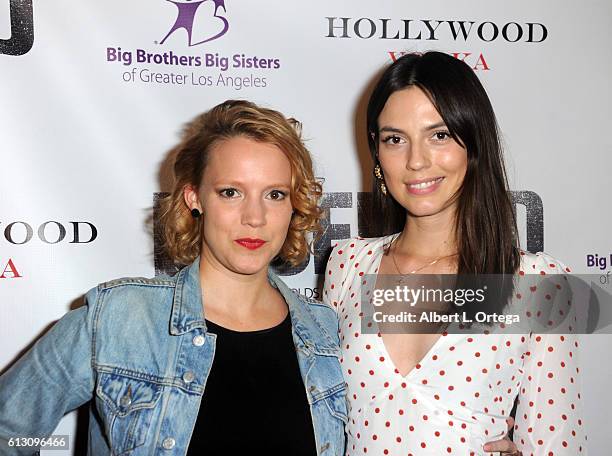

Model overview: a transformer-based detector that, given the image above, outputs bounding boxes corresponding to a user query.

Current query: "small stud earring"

[191,208,201,218]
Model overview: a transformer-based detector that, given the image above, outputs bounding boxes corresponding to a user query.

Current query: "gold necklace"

[390,239,458,279]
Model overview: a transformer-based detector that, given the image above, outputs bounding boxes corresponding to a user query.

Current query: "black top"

[186,313,317,455]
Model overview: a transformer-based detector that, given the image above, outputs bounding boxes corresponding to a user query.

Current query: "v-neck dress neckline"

[368,233,447,381]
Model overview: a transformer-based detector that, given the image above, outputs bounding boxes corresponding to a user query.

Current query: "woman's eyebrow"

[213,180,291,188]
[422,121,447,132]
[378,126,405,134]
[379,122,447,134]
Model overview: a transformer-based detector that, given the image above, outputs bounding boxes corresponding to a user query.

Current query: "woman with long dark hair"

[324,52,586,455]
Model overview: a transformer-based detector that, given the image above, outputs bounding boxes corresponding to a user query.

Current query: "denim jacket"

[0,260,347,455]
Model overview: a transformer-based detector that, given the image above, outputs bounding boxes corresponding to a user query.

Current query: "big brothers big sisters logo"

[106,0,278,90]
[159,0,229,46]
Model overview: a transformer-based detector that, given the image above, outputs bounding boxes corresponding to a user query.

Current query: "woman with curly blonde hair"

[0,99,348,455]
[160,99,324,268]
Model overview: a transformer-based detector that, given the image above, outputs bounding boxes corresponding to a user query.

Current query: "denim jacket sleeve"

[0,286,98,454]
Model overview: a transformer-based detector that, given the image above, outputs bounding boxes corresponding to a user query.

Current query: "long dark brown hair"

[366,52,520,297]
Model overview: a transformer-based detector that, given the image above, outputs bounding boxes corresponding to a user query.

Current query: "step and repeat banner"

[1,0,611,453]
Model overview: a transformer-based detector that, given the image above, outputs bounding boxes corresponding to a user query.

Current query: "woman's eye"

[381,135,404,145]
[433,131,451,141]
[268,190,287,201]
[219,188,239,198]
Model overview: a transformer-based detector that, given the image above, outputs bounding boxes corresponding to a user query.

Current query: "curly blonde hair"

[159,100,323,266]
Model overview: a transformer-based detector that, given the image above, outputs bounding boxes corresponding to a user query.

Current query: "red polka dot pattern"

[322,235,587,455]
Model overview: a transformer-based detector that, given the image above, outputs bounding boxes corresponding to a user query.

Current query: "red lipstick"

[235,238,266,250]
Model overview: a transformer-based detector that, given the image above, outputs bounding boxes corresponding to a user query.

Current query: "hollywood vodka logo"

[0,0,34,56]
[160,0,229,46]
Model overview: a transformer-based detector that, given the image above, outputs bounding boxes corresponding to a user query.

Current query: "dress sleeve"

[322,240,349,313]
[0,286,98,454]
[513,254,588,454]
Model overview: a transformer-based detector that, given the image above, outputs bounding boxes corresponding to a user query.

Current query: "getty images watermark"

[370,282,520,325]
[360,273,612,335]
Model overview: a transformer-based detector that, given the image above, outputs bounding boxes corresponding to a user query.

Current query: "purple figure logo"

[160,0,229,46]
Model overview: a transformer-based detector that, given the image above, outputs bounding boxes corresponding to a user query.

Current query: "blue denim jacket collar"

[169,258,339,355]
[267,266,339,356]
[169,258,206,335]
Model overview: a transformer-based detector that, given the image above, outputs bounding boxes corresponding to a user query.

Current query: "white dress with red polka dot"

[323,235,587,456]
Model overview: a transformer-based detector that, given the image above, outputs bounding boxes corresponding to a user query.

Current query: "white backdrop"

[1,1,611,454]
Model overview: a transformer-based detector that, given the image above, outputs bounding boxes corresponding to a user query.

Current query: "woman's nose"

[406,142,431,171]
[241,199,266,227]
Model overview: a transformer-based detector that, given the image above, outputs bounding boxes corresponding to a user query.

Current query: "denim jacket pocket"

[305,353,348,426]
[311,382,348,456]
[96,371,163,455]
[323,383,349,424]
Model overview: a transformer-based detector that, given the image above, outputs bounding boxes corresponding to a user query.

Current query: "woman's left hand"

[482,417,522,455]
